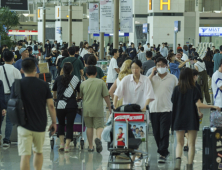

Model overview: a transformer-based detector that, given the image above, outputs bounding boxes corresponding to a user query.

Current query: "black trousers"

[150,112,171,157]
[57,108,77,140]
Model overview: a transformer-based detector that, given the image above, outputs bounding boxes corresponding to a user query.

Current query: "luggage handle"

[43,73,46,82]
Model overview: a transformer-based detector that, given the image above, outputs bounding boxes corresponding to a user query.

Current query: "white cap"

[52,47,57,51]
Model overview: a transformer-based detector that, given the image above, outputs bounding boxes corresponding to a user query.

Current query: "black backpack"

[7,79,27,126]
[114,104,141,112]
[34,45,38,51]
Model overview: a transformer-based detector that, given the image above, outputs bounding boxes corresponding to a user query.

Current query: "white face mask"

[157,67,167,74]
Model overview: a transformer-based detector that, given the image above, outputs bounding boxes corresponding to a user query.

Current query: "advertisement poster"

[1,0,28,11]
[89,3,99,33]
[56,27,62,34]
[120,0,133,33]
[100,0,113,33]
[130,122,146,142]
[114,122,128,148]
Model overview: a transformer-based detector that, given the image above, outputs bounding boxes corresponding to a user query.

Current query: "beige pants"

[18,126,45,156]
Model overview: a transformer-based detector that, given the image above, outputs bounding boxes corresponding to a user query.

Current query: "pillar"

[42,0,46,49]
[68,1,72,47]
[99,33,104,59]
[195,0,200,47]
[113,0,119,49]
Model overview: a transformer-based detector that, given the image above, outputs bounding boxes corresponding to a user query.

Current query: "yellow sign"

[38,9,40,18]
[149,0,152,10]
[160,0,171,10]
[216,133,221,140]
[57,8,59,17]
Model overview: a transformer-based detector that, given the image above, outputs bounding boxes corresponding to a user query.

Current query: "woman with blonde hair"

[109,59,132,107]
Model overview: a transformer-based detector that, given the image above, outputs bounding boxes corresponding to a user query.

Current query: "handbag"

[7,79,27,126]
[210,111,222,127]
[2,66,11,92]
[196,63,206,86]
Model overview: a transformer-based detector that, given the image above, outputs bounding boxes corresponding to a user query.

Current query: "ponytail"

[62,62,73,87]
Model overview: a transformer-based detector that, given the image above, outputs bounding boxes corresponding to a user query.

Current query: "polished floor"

[0,108,209,170]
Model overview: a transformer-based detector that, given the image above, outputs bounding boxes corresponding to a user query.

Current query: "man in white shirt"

[178,48,190,68]
[106,49,120,89]
[0,51,22,148]
[137,47,146,63]
[160,43,168,58]
[143,43,151,52]
[149,57,178,163]
[212,59,222,108]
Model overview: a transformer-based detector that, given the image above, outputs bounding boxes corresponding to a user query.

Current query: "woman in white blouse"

[109,59,132,107]
[80,42,89,57]
[193,57,211,103]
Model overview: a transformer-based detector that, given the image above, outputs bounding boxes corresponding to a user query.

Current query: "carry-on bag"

[39,73,51,83]
[203,126,222,170]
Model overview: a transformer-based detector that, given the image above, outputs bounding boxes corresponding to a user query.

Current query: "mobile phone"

[49,127,55,137]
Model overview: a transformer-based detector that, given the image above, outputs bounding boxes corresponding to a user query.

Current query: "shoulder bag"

[2,66,11,92]
[7,79,27,126]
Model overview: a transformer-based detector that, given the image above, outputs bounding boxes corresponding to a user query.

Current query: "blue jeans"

[1,94,13,142]
[49,66,57,80]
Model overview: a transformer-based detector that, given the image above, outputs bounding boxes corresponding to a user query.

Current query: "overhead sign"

[160,0,171,10]
[89,3,99,33]
[174,21,181,32]
[120,0,133,33]
[100,0,113,33]
[1,0,28,11]
[143,23,148,33]
[93,32,129,37]
[199,27,222,36]
[56,27,62,34]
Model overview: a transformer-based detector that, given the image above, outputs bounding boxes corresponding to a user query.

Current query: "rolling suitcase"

[203,126,222,170]
[39,73,51,83]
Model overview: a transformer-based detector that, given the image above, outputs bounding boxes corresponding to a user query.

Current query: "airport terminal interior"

[1,0,222,170]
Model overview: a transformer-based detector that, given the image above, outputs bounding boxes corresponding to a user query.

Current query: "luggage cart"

[50,100,85,150]
[108,110,150,170]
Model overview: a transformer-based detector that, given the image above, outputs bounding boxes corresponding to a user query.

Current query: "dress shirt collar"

[130,74,144,83]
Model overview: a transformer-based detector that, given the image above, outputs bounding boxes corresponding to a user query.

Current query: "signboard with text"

[89,3,99,33]
[199,27,222,36]
[100,0,113,33]
[120,0,133,33]
[143,23,148,33]
[1,0,28,11]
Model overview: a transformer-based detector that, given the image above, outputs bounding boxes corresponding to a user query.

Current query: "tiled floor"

[0,108,209,170]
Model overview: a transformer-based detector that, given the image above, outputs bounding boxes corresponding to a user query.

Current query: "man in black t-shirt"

[92,40,99,52]
[44,40,51,59]
[83,46,94,65]
[26,46,38,65]
[11,58,56,170]
[45,47,58,81]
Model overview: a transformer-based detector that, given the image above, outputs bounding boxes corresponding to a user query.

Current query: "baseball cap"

[52,47,57,51]
[19,48,28,55]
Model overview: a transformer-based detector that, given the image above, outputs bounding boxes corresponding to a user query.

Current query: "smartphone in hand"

[49,127,55,137]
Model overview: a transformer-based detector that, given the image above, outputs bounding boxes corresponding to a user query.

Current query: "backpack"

[34,45,38,51]
[114,104,141,112]
[7,79,27,126]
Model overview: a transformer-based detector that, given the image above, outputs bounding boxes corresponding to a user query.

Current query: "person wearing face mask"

[168,53,190,79]
[149,57,178,164]
[44,40,51,59]
[46,48,58,81]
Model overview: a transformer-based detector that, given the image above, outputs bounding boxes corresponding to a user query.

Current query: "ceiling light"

[23,13,29,17]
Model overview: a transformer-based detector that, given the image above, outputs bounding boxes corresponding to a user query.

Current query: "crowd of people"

[0,38,221,170]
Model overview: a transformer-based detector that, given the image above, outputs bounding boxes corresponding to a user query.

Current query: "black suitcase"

[203,126,222,170]
[39,73,51,83]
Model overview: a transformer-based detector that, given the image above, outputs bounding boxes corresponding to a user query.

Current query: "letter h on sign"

[160,0,171,10]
